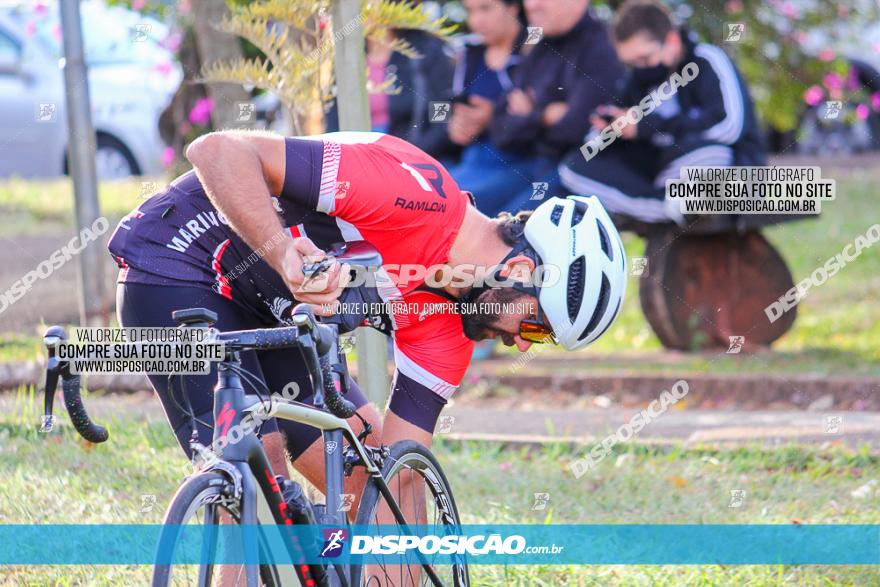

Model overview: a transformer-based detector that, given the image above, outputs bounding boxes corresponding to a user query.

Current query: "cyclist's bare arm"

[185,130,342,307]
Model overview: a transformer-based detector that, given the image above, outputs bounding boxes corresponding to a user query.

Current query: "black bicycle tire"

[349,440,470,587]
[151,471,285,587]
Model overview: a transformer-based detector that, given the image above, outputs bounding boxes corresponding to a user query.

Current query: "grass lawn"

[1,388,878,586]
[0,178,152,237]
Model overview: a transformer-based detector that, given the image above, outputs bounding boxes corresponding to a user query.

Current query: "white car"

[0,1,182,178]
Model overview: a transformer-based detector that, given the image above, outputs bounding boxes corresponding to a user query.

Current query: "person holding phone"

[559,0,766,225]
[459,0,622,217]
[447,0,526,147]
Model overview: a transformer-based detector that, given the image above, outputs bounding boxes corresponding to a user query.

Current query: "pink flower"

[823,72,843,90]
[846,68,860,91]
[855,104,869,120]
[818,49,836,62]
[779,1,798,18]
[161,147,175,168]
[724,0,743,13]
[161,32,183,53]
[178,0,191,16]
[871,92,880,112]
[24,20,36,37]
[51,23,62,42]
[153,60,174,76]
[132,0,146,10]
[188,97,214,126]
[34,2,49,16]
[803,85,824,106]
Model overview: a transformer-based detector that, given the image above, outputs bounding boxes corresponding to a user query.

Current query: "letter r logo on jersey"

[399,162,446,199]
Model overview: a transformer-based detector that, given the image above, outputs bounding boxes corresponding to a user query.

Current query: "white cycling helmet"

[523,195,627,350]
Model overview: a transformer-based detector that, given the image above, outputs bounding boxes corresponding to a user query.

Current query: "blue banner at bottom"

[0,525,878,565]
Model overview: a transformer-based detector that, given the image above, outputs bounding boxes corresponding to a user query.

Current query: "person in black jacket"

[559,0,767,224]
[456,0,623,216]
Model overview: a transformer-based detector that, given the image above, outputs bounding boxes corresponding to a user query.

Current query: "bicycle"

[40,241,470,587]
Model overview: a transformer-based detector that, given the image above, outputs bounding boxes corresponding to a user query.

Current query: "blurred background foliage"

[111,0,880,146]
[201,0,455,134]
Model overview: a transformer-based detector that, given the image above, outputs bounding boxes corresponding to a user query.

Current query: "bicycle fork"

[207,362,327,587]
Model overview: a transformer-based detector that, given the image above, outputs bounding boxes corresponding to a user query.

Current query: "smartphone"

[301,242,346,279]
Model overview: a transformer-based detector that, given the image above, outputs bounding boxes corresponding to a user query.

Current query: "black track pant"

[559,137,733,223]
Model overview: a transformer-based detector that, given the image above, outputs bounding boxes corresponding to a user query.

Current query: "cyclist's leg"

[364,374,448,585]
[382,371,447,448]
[115,281,289,476]
[254,347,381,521]
[383,372,447,521]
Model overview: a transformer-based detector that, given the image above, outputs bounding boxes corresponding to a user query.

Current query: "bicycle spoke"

[358,453,465,587]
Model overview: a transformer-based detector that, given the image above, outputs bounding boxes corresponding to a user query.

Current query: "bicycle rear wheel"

[151,471,305,587]
[351,440,470,587]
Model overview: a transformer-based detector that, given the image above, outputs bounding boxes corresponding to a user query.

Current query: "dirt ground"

[0,233,119,332]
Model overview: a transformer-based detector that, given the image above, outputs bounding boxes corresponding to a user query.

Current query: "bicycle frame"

[204,352,429,587]
[203,360,318,586]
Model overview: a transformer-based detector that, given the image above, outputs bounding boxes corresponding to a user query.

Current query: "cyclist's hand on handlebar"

[280,237,350,309]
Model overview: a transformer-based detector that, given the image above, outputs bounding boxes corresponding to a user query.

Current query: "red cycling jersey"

[109,131,475,399]
[299,132,474,398]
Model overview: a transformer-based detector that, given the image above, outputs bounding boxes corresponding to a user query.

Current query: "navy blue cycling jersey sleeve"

[279,137,324,209]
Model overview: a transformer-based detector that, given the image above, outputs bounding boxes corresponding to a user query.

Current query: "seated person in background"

[470,0,622,217]
[445,0,526,195]
[326,28,459,162]
[558,0,766,225]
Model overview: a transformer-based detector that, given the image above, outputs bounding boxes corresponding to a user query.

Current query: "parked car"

[0,0,182,179]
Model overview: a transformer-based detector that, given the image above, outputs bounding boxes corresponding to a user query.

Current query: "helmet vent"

[570,200,588,226]
[550,205,564,226]
[566,256,586,321]
[579,273,610,341]
[584,290,620,342]
[597,219,612,261]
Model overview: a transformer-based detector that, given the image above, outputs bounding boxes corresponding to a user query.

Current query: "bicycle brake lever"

[41,367,59,433]
[301,257,334,280]
[41,326,66,433]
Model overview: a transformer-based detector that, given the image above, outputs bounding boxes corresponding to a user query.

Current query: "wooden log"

[639,228,797,350]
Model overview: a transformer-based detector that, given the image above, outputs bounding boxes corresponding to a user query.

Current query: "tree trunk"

[191,0,251,129]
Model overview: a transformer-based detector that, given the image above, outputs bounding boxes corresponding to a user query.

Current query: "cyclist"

[108,130,626,516]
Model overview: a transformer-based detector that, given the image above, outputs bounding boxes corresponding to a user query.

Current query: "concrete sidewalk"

[4,390,877,449]
[440,405,880,448]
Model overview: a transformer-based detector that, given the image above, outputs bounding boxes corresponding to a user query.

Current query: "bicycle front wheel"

[151,471,310,587]
[351,440,470,587]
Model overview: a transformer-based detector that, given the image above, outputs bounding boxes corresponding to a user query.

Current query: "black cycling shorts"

[116,279,448,461]
[116,280,371,461]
